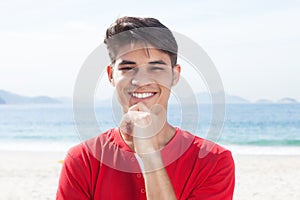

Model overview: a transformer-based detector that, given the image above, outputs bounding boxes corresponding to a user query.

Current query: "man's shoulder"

[178,128,232,158]
[66,128,116,159]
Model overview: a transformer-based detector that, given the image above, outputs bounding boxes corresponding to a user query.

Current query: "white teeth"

[132,92,154,99]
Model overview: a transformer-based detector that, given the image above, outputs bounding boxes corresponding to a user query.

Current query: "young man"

[57,16,235,200]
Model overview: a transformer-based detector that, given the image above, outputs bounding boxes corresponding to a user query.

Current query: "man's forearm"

[139,152,177,200]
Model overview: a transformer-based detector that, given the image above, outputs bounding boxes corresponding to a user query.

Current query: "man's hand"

[120,102,167,155]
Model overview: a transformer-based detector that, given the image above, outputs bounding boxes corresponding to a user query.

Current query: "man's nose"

[131,68,155,86]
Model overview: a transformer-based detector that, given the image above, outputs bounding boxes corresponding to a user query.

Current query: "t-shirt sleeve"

[56,146,92,200]
[189,151,235,200]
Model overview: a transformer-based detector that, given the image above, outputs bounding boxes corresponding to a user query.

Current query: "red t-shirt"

[57,128,235,199]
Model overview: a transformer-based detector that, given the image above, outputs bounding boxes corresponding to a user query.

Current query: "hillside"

[0,90,60,104]
[277,97,299,104]
[0,97,5,104]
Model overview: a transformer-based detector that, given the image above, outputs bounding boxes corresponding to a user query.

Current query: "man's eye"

[119,67,134,71]
[150,66,164,71]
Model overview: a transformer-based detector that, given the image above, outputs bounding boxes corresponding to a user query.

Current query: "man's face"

[107,45,180,113]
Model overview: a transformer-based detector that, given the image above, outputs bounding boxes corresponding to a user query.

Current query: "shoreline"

[2,140,300,155]
[224,144,300,155]
[1,150,300,199]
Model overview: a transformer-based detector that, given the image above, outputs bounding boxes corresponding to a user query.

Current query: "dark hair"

[104,16,178,66]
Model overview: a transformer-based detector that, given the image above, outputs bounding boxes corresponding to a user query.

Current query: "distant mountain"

[169,92,298,104]
[0,90,61,104]
[0,97,5,104]
[30,96,61,104]
[277,97,299,104]
[168,92,250,104]
[255,99,274,104]
[56,97,72,105]
[2,89,298,105]
[255,97,299,104]
[196,93,249,104]
[225,94,249,104]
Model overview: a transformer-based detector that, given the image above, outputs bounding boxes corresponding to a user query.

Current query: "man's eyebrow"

[148,60,167,65]
[119,60,136,65]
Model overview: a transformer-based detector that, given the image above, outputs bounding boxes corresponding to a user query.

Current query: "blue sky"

[1,0,300,101]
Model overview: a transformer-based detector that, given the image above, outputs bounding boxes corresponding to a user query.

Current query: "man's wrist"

[135,151,164,173]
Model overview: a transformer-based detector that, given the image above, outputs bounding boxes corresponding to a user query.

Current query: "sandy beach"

[0,151,65,200]
[233,154,300,200]
[1,151,300,200]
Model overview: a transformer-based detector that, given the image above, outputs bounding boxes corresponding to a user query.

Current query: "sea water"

[0,103,299,155]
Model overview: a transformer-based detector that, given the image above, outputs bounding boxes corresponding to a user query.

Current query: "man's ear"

[107,65,115,86]
[172,64,181,86]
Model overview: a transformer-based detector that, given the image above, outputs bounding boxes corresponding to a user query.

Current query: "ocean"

[0,103,299,155]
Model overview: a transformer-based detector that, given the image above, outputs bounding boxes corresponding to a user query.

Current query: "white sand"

[0,151,65,200]
[1,151,300,199]
[233,154,300,200]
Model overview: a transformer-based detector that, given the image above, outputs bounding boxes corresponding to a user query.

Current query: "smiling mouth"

[130,92,156,99]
